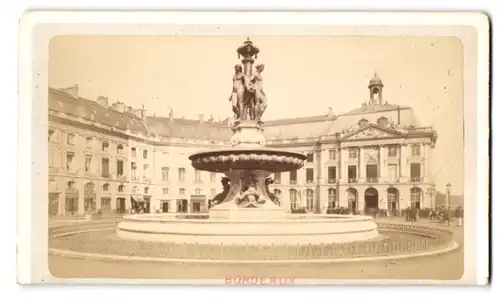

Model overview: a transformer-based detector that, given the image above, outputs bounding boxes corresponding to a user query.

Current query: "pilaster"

[359,147,366,182]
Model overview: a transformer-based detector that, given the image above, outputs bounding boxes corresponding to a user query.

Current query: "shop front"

[190,195,207,213]
[131,195,145,213]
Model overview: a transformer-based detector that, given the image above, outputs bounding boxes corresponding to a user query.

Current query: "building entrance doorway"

[364,188,379,211]
[116,197,126,213]
[161,202,169,213]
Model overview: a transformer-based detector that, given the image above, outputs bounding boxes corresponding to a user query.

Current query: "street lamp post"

[427,184,436,210]
[446,182,452,226]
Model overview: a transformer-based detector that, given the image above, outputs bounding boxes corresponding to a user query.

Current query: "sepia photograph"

[17,11,489,285]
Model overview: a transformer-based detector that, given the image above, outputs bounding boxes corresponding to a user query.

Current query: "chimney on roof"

[97,96,108,106]
[199,114,204,124]
[112,102,125,113]
[127,106,134,114]
[327,107,333,117]
[61,84,79,98]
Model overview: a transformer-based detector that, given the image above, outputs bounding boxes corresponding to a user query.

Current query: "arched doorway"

[410,187,423,209]
[84,182,96,212]
[65,181,79,215]
[387,187,399,215]
[347,188,358,213]
[364,188,379,210]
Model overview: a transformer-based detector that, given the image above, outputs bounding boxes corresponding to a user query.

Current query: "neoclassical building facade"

[48,75,438,217]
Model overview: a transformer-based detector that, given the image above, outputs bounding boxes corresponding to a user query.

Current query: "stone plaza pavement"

[48,216,464,281]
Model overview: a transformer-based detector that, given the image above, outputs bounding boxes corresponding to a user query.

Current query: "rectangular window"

[210,172,216,182]
[143,164,149,171]
[66,152,75,171]
[194,170,202,183]
[348,148,358,159]
[193,202,201,213]
[328,149,337,160]
[366,165,378,182]
[162,188,169,195]
[411,144,421,156]
[178,168,186,182]
[306,168,314,183]
[179,188,186,195]
[289,170,297,184]
[116,160,124,176]
[85,137,93,149]
[348,166,357,182]
[327,166,336,182]
[388,146,398,157]
[388,164,398,182]
[162,167,169,181]
[131,147,136,157]
[101,141,109,152]
[274,172,281,184]
[101,158,110,178]
[66,133,74,145]
[85,155,92,173]
[306,153,314,163]
[143,150,148,159]
[410,163,421,182]
[131,162,137,179]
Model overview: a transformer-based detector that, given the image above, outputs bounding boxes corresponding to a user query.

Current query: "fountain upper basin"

[189,148,306,173]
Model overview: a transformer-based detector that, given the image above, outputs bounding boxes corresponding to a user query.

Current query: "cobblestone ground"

[48,218,464,280]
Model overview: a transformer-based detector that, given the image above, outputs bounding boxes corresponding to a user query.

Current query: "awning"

[144,195,152,202]
[131,195,144,203]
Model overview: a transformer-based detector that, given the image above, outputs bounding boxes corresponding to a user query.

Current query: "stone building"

[48,74,438,216]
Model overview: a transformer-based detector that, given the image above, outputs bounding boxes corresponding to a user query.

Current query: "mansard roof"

[48,87,431,142]
[49,88,148,135]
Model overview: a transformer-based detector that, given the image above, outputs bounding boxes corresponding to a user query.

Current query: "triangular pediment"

[341,124,406,141]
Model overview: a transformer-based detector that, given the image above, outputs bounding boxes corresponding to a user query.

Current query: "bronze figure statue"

[229,40,268,122]
[209,177,231,208]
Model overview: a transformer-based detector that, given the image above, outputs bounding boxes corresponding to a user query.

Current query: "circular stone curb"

[48,226,460,264]
[49,241,459,264]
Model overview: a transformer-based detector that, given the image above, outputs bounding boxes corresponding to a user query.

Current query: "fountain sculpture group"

[117,39,379,247]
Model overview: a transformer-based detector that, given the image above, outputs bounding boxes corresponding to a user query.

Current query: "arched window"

[144,187,149,194]
[289,189,298,211]
[410,187,422,209]
[328,188,337,209]
[103,183,109,192]
[132,186,138,193]
[306,189,314,211]
[117,144,124,154]
[118,184,125,192]
[85,137,93,149]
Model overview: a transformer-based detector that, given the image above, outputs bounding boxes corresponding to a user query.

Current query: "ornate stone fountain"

[189,38,306,219]
[117,39,379,246]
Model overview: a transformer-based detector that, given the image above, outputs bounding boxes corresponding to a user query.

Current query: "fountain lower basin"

[116,214,379,246]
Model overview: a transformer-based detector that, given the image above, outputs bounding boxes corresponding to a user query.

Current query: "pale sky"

[49,35,464,194]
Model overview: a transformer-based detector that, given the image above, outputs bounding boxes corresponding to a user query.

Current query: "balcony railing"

[348,178,358,183]
[131,176,140,181]
[366,177,379,183]
[101,173,111,179]
[116,174,127,181]
[328,179,338,184]
[274,179,281,184]
[290,180,297,185]
[143,176,152,183]
[410,177,423,182]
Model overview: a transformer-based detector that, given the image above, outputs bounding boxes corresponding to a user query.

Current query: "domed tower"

[368,72,384,105]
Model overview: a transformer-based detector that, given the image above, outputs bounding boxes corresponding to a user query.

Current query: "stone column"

[400,145,409,182]
[59,191,66,216]
[379,145,387,182]
[340,148,348,183]
[423,144,430,182]
[359,147,366,182]
[77,183,85,215]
